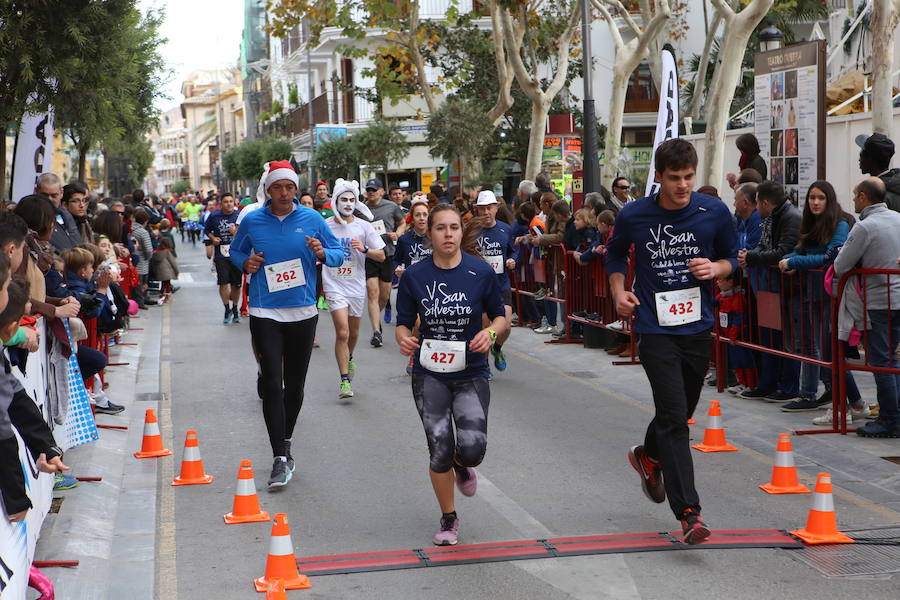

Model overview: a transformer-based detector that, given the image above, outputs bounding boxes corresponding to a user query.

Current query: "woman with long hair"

[778,180,866,421]
[395,204,507,546]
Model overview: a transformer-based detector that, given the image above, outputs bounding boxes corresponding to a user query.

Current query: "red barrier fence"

[509,243,900,436]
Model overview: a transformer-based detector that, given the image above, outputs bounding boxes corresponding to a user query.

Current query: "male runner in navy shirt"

[204,193,242,324]
[605,138,738,544]
[473,190,516,372]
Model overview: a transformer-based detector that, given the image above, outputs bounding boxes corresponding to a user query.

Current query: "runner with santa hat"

[229,160,344,489]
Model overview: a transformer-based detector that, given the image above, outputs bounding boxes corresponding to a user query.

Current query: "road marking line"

[156,305,177,600]
[477,473,641,600]
[508,348,900,522]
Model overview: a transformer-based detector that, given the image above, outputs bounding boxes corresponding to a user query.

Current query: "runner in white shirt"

[323,180,386,398]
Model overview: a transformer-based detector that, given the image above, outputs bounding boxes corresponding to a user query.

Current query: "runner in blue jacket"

[229,160,343,489]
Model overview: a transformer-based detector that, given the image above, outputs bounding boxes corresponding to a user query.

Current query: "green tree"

[224,136,293,187]
[105,132,154,191]
[314,135,359,181]
[171,179,191,195]
[350,120,410,184]
[425,97,492,187]
[55,1,167,180]
[0,1,87,200]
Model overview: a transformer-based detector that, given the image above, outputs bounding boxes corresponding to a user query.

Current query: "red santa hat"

[256,160,300,204]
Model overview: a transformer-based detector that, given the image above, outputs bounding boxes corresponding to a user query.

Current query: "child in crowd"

[159,218,177,256]
[1,272,70,523]
[150,237,179,303]
[574,209,616,264]
[566,207,599,252]
[714,271,756,393]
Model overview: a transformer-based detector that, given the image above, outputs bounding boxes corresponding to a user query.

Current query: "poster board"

[754,40,826,208]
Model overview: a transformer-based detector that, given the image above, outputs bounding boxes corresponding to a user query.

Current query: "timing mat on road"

[297,529,802,576]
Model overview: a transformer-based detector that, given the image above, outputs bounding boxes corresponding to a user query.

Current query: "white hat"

[331,178,374,224]
[475,190,498,206]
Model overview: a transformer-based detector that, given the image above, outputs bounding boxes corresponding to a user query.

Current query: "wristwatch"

[362,246,369,254]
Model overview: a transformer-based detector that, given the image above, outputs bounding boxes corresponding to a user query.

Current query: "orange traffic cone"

[266,579,286,600]
[791,473,854,545]
[134,409,172,458]
[692,401,738,452]
[225,460,270,524]
[171,430,213,486]
[253,514,311,592]
[759,434,810,494]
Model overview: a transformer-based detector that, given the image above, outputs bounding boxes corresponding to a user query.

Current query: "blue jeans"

[793,299,862,403]
[866,310,900,424]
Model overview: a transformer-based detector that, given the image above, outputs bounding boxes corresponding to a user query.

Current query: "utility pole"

[580,0,600,194]
[304,19,315,187]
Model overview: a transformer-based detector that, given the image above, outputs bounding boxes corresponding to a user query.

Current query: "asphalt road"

[160,242,899,599]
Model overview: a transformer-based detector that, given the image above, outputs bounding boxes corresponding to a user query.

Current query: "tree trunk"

[871,2,897,135]
[701,0,773,188]
[686,12,722,133]
[602,68,630,187]
[78,146,88,182]
[525,100,550,180]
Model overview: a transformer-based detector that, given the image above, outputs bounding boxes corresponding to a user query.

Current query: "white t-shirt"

[322,217,386,297]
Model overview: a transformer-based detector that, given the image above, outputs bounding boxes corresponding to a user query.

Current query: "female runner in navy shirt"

[395,204,507,546]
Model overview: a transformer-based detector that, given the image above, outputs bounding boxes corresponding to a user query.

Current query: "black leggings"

[411,373,490,473]
[249,315,318,456]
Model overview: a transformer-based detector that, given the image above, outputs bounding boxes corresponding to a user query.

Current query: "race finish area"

[298,529,803,576]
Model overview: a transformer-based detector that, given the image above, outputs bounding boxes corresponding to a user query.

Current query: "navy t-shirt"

[395,230,432,268]
[396,253,505,380]
[476,221,515,291]
[204,209,240,260]
[605,192,738,335]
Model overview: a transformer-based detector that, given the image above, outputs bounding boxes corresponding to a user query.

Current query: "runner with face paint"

[322,180,386,398]
[396,204,507,546]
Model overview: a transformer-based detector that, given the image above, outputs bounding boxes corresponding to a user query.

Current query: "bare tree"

[701,0,773,188]
[870,0,900,135]
[684,11,722,134]
[499,1,581,180]
[592,0,671,186]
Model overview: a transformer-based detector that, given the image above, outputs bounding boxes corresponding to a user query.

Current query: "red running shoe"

[680,508,710,545]
[627,445,665,503]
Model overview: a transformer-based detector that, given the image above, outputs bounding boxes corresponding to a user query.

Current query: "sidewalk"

[32,310,163,599]
[505,326,900,519]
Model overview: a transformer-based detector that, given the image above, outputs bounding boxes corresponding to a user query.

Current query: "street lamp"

[758,23,784,52]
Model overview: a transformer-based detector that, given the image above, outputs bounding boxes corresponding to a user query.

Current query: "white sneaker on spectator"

[812,405,871,426]
[534,325,554,334]
[608,320,625,332]
[727,384,747,396]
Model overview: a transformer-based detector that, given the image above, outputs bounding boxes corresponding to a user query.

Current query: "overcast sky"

[140,0,246,111]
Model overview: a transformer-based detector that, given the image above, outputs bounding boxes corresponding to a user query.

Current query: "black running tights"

[249,315,317,456]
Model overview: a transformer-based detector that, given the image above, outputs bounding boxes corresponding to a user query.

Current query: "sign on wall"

[754,40,826,207]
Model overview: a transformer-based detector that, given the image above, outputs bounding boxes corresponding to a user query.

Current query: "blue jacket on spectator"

[784,220,850,299]
[563,217,598,251]
[64,269,111,321]
[736,209,762,251]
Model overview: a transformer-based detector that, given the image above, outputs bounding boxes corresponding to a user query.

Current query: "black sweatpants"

[637,331,710,518]
[249,314,317,456]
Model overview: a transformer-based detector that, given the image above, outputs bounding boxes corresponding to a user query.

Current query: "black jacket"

[878,168,900,213]
[745,200,800,266]
[50,205,83,252]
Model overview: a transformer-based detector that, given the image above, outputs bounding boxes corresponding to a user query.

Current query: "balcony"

[286,93,331,135]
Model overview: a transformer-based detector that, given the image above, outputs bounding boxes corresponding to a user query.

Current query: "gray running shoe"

[267,457,292,489]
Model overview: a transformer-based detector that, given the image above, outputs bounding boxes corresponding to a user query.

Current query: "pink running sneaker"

[455,467,477,496]
[433,515,459,546]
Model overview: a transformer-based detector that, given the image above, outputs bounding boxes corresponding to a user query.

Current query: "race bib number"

[420,339,466,373]
[371,219,387,235]
[486,255,504,274]
[655,287,701,326]
[219,244,230,257]
[719,312,728,329]
[330,264,354,279]
[264,258,306,292]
